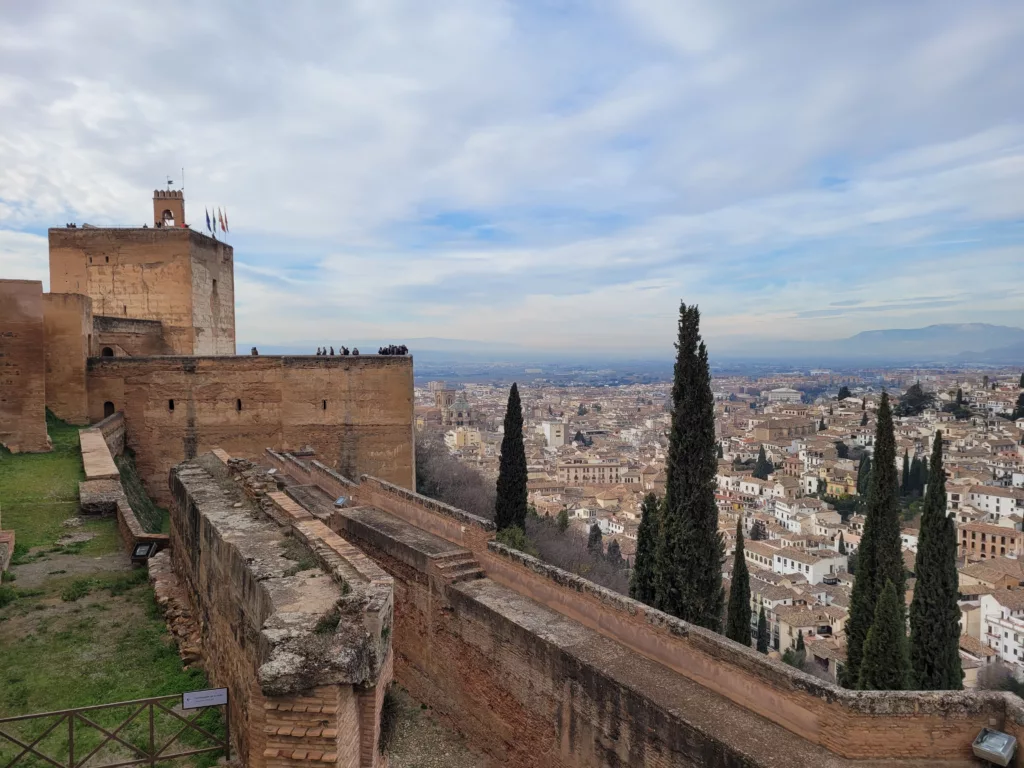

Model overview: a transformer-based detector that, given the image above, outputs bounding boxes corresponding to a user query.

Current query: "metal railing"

[0,694,229,768]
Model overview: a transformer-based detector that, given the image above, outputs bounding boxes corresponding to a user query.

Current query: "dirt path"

[12,550,130,590]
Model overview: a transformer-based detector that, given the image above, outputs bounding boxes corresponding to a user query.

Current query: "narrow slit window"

[323,400,327,410]
[236,398,242,412]
[168,399,175,411]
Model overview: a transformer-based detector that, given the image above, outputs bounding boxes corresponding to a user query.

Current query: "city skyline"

[2,2,1023,352]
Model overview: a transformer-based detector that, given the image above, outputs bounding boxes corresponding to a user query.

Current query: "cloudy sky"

[2,1,1023,353]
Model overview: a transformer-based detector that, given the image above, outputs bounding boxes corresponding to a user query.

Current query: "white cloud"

[0,1,1022,349]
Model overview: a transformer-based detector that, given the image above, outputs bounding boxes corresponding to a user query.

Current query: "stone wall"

[93,315,171,357]
[0,530,14,573]
[78,415,168,555]
[168,453,393,768]
[47,228,234,355]
[264,457,1024,766]
[189,235,236,355]
[87,355,414,504]
[42,292,93,424]
[0,279,49,452]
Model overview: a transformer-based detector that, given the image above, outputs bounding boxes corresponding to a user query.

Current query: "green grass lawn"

[0,412,84,550]
[0,414,224,766]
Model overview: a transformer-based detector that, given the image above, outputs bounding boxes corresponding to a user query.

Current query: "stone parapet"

[168,452,393,767]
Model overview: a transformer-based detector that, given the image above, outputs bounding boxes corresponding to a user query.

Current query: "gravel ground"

[388,687,493,768]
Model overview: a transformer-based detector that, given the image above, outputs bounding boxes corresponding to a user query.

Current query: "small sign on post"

[182,687,228,710]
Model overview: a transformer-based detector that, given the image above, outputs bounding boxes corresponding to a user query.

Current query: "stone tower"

[153,189,185,228]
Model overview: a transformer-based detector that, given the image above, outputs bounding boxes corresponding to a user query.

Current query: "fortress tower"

[153,188,185,228]
[48,189,235,356]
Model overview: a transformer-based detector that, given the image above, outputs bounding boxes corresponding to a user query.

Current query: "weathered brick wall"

[93,315,171,356]
[168,454,393,767]
[0,279,49,452]
[49,228,200,354]
[324,473,1024,765]
[92,410,126,456]
[190,237,235,355]
[87,356,414,503]
[42,292,93,424]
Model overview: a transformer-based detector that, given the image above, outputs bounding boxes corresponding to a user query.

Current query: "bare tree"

[415,432,496,520]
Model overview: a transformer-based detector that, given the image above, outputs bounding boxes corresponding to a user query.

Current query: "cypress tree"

[955,387,963,407]
[654,303,724,631]
[606,539,622,565]
[909,456,921,497]
[1014,392,1024,420]
[838,385,852,400]
[556,508,569,533]
[717,443,724,459]
[495,383,527,531]
[818,418,826,431]
[1019,372,1024,388]
[856,454,872,496]
[860,411,868,427]
[587,523,603,554]
[901,451,910,496]
[857,579,910,690]
[753,445,771,480]
[837,531,846,555]
[629,493,661,604]
[845,391,904,687]
[909,431,963,689]
[796,629,805,652]
[726,520,752,646]
[756,606,769,653]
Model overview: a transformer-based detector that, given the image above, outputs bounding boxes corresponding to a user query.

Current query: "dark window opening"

[236,398,242,412]
[105,256,109,263]
[168,399,175,411]
[123,305,127,315]
[212,279,218,293]
[101,347,114,357]
[103,401,115,418]
[323,400,327,410]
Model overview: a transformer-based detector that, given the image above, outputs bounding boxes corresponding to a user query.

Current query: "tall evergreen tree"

[845,391,904,687]
[654,303,724,631]
[587,523,603,555]
[909,431,963,690]
[837,531,846,555]
[753,445,771,480]
[756,606,769,653]
[1019,372,1024,389]
[838,385,852,400]
[726,520,752,646]
[909,456,921,497]
[494,383,528,531]
[856,454,872,496]
[1014,392,1024,421]
[955,387,964,407]
[901,451,910,496]
[556,508,569,533]
[717,443,724,459]
[818,417,826,431]
[857,579,910,690]
[860,411,868,427]
[629,493,661,604]
[606,539,622,565]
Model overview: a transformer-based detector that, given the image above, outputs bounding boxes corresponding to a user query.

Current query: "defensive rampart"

[0,279,49,452]
[78,412,168,555]
[265,449,1024,767]
[86,355,415,504]
[167,453,393,768]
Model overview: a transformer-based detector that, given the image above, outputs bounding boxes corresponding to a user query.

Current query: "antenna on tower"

[166,177,174,189]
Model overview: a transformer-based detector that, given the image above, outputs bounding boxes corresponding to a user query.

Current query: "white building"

[968,486,1024,521]
[981,590,1024,669]
[542,421,566,448]
[767,388,804,404]
[772,549,848,585]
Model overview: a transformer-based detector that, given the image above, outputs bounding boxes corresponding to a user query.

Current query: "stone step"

[445,563,484,583]
[432,551,475,569]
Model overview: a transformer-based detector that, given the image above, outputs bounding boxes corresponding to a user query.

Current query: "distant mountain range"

[719,324,1024,364]
[240,324,1024,365]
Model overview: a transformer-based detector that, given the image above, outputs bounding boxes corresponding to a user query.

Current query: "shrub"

[378,685,400,755]
[61,579,92,602]
[0,585,17,609]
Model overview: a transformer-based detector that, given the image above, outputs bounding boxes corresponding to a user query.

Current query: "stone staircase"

[431,551,484,584]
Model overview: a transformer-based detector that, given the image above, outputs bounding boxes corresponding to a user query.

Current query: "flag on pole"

[218,208,225,232]
[205,208,211,233]
[223,209,229,233]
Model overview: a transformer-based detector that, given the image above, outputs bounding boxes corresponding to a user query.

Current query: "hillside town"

[418,370,1024,686]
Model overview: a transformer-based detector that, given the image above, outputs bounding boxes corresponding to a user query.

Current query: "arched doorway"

[103,401,116,418]
[101,347,114,357]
